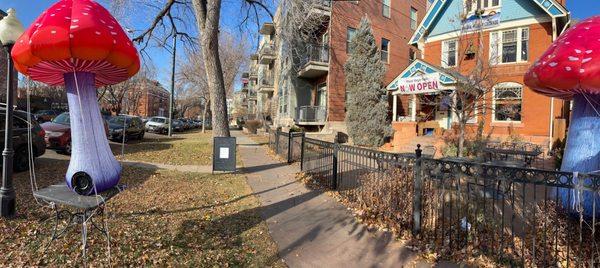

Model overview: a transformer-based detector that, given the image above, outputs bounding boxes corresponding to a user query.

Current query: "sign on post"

[212,137,236,173]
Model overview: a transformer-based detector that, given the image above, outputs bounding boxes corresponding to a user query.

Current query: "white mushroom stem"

[560,94,600,216]
[64,72,121,194]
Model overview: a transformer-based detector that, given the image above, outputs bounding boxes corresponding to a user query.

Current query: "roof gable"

[410,0,568,45]
[387,59,457,90]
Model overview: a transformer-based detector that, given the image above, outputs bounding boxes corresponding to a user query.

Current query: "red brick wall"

[327,0,427,121]
[422,22,565,139]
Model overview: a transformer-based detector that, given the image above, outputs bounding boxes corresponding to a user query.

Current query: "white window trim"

[383,0,391,18]
[492,82,523,123]
[464,0,502,16]
[441,39,458,68]
[490,27,529,65]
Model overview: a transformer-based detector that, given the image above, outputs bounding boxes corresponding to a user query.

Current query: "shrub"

[244,120,262,133]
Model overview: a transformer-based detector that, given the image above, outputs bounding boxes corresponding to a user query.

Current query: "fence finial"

[416,144,422,159]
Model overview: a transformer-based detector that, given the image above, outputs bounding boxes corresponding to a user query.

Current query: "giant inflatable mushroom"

[525,16,600,215]
[11,0,140,195]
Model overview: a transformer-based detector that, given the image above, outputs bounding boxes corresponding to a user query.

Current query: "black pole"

[0,44,16,218]
[168,34,176,137]
[412,144,423,235]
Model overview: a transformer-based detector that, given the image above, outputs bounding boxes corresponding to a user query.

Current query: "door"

[316,83,327,108]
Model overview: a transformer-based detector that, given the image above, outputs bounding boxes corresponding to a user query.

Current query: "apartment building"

[273,0,428,132]
[0,9,8,103]
[385,0,570,150]
[130,79,169,118]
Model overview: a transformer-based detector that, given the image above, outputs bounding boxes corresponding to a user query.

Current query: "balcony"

[258,74,274,93]
[295,106,327,125]
[259,42,276,64]
[299,0,331,30]
[259,22,275,35]
[298,44,329,79]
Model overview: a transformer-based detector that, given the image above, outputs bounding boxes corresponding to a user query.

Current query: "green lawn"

[0,158,284,267]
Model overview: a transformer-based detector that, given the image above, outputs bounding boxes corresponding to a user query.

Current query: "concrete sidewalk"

[233,131,427,267]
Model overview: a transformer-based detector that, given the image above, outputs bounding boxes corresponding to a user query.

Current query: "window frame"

[410,7,418,31]
[465,0,501,15]
[382,0,391,18]
[441,39,458,68]
[381,38,390,63]
[492,82,523,123]
[346,27,357,54]
[490,27,529,65]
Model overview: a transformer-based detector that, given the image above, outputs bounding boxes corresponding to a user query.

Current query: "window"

[381,38,390,63]
[410,7,418,31]
[465,0,501,14]
[383,0,391,18]
[493,83,522,122]
[346,27,357,53]
[316,83,327,108]
[442,39,458,67]
[409,49,416,63]
[490,27,529,64]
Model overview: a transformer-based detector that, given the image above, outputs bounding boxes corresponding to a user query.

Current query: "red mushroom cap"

[525,16,600,99]
[11,0,140,87]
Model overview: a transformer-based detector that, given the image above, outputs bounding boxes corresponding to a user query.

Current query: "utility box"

[212,137,236,173]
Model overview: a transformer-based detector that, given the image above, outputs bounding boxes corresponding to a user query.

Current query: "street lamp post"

[168,33,177,137]
[0,9,25,218]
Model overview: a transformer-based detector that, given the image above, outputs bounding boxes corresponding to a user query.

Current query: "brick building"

[130,78,169,118]
[271,0,428,133]
[386,0,570,150]
[0,9,8,102]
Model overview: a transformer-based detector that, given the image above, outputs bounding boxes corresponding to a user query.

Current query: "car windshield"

[52,113,70,125]
[109,116,130,125]
[151,118,166,123]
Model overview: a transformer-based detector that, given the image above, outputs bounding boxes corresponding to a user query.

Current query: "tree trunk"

[458,123,465,157]
[202,100,210,133]
[192,0,230,137]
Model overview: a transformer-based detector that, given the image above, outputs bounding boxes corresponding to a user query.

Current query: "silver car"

[145,116,169,134]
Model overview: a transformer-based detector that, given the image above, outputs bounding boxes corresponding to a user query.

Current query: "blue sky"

[1,0,598,88]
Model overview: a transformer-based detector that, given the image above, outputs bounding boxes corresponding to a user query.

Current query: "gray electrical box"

[212,137,236,172]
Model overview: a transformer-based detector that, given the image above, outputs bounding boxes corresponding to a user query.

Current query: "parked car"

[172,119,184,132]
[108,115,145,142]
[179,118,191,130]
[41,112,108,154]
[0,109,47,172]
[34,110,61,123]
[145,116,169,134]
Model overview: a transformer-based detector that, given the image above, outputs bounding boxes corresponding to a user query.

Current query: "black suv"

[108,115,145,142]
[0,109,47,172]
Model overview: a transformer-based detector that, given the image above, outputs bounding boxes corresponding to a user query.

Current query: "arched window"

[493,82,522,122]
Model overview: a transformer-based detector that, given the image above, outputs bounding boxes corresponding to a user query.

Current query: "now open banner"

[395,73,447,95]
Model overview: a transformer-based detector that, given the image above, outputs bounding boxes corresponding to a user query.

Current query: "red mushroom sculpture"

[11,0,140,195]
[525,16,600,216]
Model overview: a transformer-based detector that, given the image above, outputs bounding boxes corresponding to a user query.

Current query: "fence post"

[300,133,305,171]
[275,130,280,155]
[287,132,293,164]
[332,142,339,190]
[412,144,423,236]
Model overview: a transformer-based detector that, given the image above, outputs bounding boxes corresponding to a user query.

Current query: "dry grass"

[0,158,284,267]
[113,131,214,166]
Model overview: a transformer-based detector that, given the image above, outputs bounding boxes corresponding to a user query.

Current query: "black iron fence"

[268,130,303,163]
[267,131,600,266]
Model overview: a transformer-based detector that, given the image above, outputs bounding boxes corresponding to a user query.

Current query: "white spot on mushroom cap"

[70,34,74,39]
[586,50,593,54]
[83,12,89,16]
[72,19,79,23]
[549,62,558,67]
[575,49,582,54]
[580,69,585,73]
[70,25,79,29]
[565,67,572,71]
[95,31,101,35]
[51,30,56,34]
[582,58,592,63]
[569,56,579,61]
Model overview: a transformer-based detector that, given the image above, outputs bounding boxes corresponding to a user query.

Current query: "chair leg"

[81,217,88,267]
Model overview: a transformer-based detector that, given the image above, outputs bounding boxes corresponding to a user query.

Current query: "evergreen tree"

[344,17,392,147]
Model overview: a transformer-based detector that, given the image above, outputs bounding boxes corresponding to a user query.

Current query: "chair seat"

[33,184,125,209]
